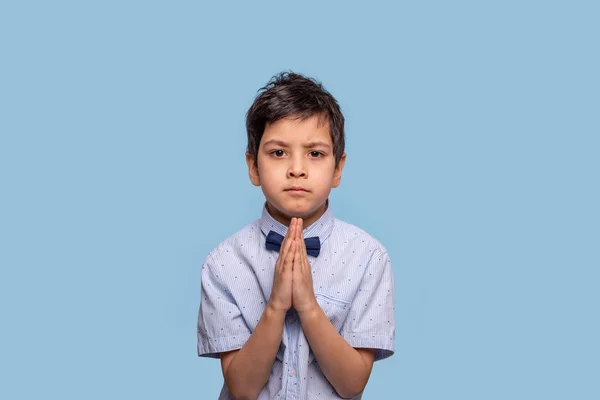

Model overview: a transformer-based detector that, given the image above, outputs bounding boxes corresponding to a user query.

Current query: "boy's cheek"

[258,168,285,187]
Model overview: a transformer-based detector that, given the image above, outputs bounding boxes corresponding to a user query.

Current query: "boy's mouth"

[285,186,309,192]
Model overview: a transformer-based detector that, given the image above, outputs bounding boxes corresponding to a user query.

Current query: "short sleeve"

[340,249,395,361]
[197,253,252,358]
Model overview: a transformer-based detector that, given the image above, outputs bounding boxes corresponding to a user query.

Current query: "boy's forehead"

[262,115,332,145]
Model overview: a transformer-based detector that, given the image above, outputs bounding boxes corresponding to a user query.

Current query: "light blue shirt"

[197,200,395,399]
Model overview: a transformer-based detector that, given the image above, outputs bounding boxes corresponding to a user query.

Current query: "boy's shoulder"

[203,219,261,264]
[332,217,390,257]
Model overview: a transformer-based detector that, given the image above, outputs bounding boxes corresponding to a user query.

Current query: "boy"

[197,72,395,399]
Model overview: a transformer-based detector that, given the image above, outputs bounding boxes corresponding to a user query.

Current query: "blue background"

[1,1,598,399]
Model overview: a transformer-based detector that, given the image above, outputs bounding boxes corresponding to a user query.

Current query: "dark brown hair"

[246,71,345,167]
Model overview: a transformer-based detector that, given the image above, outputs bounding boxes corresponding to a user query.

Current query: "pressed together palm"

[267,218,319,315]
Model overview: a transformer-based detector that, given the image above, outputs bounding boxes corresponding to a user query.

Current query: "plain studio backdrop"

[1,1,598,399]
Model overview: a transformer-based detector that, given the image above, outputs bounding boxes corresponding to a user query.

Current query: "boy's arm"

[299,306,376,398]
[220,224,297,399]
[294,228,394,398]
[220,304,286,400]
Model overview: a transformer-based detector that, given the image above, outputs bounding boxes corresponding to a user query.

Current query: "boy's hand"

[292,218,319,314]
[267,218,296,314]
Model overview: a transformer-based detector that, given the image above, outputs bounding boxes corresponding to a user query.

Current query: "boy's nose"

[287,168,306,178]
[287,161,306,178]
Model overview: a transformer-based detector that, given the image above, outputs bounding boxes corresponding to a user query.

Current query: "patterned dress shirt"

[197,200,395,399]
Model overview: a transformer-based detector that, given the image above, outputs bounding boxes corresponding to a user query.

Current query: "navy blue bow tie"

[265,230,321,257]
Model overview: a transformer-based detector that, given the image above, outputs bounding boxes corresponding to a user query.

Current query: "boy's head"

[245,72,347,228]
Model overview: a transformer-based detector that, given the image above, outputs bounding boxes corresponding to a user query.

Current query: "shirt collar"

[259,199,334,244]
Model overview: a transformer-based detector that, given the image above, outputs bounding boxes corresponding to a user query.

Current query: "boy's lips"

[285,186,309,194]
[286,186,309,192]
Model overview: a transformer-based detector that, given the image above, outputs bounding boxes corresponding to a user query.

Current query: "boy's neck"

[265,200,328,230]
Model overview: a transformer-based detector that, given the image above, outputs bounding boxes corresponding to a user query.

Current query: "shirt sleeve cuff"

[341,332,395,361]
[197,333,252,358]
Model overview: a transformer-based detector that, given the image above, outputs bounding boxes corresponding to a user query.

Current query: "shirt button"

[289,368,296,377]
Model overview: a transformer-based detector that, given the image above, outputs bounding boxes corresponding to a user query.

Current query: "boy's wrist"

[296,300,321,322]
[265,302,288,318]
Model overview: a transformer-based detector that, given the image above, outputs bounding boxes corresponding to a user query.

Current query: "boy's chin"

[267,200,325,220]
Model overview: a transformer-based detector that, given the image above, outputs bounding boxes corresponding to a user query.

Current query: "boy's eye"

[270,150,324,158]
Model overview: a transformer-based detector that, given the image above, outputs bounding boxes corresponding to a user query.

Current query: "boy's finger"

[298,219,311,273]
[281,219,295,257]
[294,219,298,241]
[278,218,294,256]
[285,217,295,238]
[285,240,296,270]
[298,218,307,252]
[280,218,292,251]
[292,240,300,272]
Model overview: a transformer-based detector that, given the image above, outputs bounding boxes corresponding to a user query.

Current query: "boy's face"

[246,114,346,228]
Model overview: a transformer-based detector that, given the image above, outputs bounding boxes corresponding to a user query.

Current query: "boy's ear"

[332,152,347,188]
[245,152,261,186]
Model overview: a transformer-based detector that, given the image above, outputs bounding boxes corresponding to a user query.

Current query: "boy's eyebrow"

[262,139,332,150]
